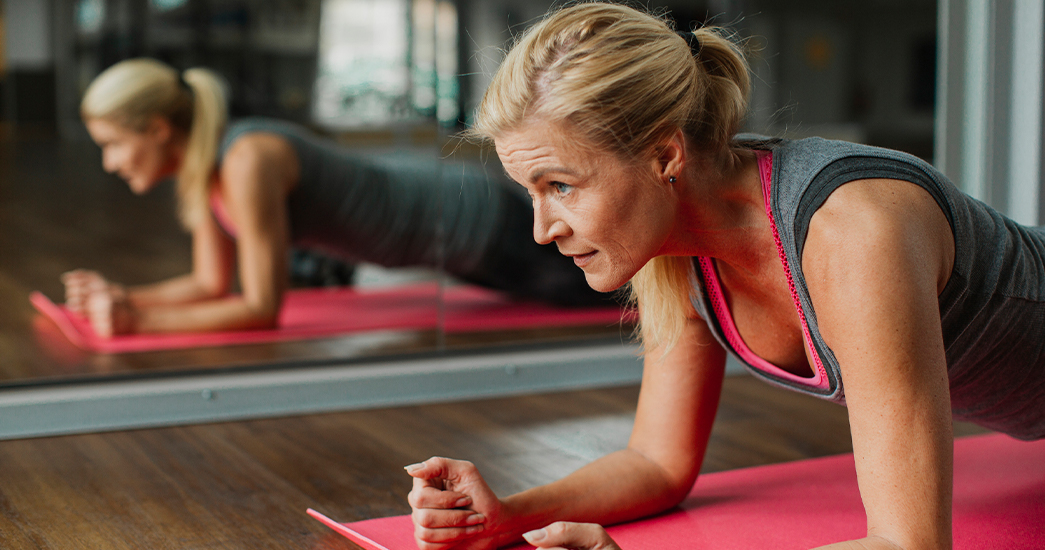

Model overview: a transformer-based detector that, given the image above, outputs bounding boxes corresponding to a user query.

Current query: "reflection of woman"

[405,4,1045,550]
[65,58,608,337]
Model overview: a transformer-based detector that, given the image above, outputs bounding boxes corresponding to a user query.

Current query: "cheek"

[599,189,673,261]
[130,144,165,177]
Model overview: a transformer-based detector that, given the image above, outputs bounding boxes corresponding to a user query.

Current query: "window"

[313,0,458,129]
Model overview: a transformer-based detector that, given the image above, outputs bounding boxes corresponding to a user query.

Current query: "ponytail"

[686,25,751,150]
[176,68,227,228]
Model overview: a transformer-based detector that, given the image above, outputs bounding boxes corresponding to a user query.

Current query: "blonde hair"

[472,2,751,352]
[81,58,228,229]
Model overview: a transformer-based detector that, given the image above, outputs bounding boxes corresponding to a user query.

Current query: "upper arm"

[628,313,727,499]
[219,134,300,316]
[190,209,235,296]
[803,179,954,548]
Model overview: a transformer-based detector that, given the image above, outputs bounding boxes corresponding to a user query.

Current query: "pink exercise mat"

[308,433,1045,549]
[30,284,632,354]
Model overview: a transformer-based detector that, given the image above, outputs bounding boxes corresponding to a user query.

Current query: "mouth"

[566,250,597,268]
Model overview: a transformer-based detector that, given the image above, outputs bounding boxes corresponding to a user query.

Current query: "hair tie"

[677,30,702,58]
[177,72,193,94]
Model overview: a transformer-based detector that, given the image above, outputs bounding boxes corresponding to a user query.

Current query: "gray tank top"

[217,117,502,275]
[689,136,1045,440]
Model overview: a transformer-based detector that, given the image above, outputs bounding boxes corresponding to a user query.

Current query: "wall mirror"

[0,0,938,437]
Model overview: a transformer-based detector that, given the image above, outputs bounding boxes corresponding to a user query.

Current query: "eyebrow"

[529,166,579,184]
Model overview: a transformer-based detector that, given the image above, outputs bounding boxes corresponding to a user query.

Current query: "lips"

[568,250,597,268]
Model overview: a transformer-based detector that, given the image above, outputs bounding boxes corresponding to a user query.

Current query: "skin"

[406,119,956,550]
[67,116,300,336]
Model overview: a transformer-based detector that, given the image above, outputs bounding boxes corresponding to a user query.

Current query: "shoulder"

[224,132,296,164]
[222,117,308,163]
[219,128,302,202]
[803,178,954,297]
[221,131,298,181]
[809,179,944,243]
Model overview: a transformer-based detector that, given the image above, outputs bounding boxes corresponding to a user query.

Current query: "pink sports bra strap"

[697,151,829,390]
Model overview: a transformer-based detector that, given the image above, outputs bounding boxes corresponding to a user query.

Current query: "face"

[85,117,179,195]
[496,120,678,292]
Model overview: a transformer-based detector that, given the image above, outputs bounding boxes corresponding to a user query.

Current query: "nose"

[101,150,121,175]
[532,198,570,245]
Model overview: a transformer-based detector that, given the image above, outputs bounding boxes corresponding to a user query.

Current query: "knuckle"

[449,458,476,473]
[412,508,438,528]
[413,526,445,547]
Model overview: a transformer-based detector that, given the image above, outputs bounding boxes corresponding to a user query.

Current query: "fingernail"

[522,528,546,543]
[465,524,485,535]
[453,497,472,508]
[404,462,424,473]
[465,513,484,525]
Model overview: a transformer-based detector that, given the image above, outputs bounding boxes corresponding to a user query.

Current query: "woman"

[65,58,608,337]
[405,3,1045,550]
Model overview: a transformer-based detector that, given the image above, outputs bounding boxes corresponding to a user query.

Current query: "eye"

[551,181,573,195]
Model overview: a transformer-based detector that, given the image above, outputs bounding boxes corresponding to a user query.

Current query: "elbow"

[258,312,279,329]
[197,277,230,299]
[633,454,699,510]
[624,447,701,509]
[661,475,697,507]
[249,312,279,330]
[653,464,702,510]
[244,299,281,330]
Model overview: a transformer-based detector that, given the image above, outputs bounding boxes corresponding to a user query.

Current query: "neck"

[663,147,772,272]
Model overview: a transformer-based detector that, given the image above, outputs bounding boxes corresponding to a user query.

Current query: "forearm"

[494,447,689,547]
[127,273,226,307]
[133,295,279,333]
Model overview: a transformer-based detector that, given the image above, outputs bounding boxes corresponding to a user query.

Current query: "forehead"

[495,121,598,179]
[85,118,135,140]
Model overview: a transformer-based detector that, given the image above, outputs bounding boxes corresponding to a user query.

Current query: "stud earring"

[668,176,677,183]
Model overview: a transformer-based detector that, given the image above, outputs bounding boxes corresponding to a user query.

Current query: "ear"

[651,128,686,185]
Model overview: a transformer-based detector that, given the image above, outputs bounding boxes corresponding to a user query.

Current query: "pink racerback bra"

[696,152,829,390]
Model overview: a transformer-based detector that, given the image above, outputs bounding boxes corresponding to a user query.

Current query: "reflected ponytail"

[177,68,227,228]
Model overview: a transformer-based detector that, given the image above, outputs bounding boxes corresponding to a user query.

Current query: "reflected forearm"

[127,273,227,308]
[132,294,279,333]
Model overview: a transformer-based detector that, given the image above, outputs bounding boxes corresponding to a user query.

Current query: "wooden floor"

[0,376,990,549]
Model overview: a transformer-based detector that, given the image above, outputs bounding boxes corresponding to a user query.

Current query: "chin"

[128,179,158,195]
[583,272,629,293]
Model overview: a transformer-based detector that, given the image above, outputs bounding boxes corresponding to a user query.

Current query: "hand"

[406,457,504,550]
[522,522,621,550]
[61,269,109,316]
[86,285,138,337]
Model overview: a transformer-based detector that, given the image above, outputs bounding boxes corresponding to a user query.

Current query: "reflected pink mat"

[308,433,1045,549]
[30,284,632,354]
